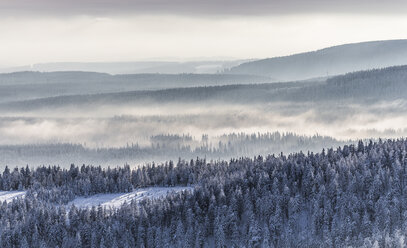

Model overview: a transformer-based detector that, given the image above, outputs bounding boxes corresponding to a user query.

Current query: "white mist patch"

[68,186,193,209]
[1,99,407,147]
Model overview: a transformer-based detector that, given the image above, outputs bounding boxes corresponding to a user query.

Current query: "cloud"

[1,0,407,17]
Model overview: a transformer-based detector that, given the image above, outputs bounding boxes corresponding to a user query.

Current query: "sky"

[1,0,407,67]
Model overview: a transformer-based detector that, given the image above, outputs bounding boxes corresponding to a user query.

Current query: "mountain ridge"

[228,39,407,81]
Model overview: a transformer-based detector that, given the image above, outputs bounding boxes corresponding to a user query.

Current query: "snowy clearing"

[68,186,193,209]
[0,191,26,203]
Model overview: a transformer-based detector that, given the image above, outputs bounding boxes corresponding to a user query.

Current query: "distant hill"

[228,40,407,81]
[0,71,272,103]
[3,65,407,111]
[0,60,250,75]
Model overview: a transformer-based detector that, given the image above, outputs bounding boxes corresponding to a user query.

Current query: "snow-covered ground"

[0,191,26,203]
[0,187,193,209]
[68,186,193,209]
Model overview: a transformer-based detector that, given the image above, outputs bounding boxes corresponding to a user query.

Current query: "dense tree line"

[1,139,407,246]
[0,132,346,168]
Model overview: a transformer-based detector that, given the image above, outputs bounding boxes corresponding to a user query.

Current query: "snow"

[68,186,193,209]
[0,191,26,203]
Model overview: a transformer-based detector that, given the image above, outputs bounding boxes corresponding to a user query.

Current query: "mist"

[1,99,407,148]
[1,42,407,168]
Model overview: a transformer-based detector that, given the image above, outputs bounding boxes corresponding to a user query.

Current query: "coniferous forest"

[2,2,407,245]
[1,139,407,247]
[0,50,407,248]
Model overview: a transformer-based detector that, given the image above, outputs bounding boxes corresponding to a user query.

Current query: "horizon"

[1,0,407,67]
[1,38,406,72]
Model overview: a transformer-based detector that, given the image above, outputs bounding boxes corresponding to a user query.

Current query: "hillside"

[0,72,272,103]
[228,39,407,81]
[3,65,407,111]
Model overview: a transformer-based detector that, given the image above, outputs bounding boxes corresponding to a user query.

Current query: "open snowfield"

[0,191,26,203]
[68,186,193,209]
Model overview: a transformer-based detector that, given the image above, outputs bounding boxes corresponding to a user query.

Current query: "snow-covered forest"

[1,139,407,247]
[1,37,407,247]
[2,0,407,244]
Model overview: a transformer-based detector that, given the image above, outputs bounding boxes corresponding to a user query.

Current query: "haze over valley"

[1,41,407,168]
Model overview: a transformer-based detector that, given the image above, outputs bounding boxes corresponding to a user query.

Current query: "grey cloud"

[1,0,407,17]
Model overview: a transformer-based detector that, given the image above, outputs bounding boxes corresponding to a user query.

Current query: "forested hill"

[0,72,272,103]
[1,139,407,247]
[228,39,407,81]
[3,65,407,111]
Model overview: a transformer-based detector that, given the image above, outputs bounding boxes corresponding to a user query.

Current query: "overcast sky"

[1,0,407,67]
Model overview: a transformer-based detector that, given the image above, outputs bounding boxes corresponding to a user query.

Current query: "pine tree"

[261,223,271,248]
[248,214,262,248]
[20,236,29,248]
[214,214,226,248]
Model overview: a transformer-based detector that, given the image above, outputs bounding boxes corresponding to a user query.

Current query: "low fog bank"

[0,98,406,147]
[0,99,405,169]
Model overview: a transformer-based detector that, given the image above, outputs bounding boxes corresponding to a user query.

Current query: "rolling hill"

[0,71,272,103]
[228,39,407,81]
[2,65,407,111]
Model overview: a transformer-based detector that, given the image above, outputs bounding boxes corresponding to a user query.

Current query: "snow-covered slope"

[68,186,193,209]
[0,191,26,203]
